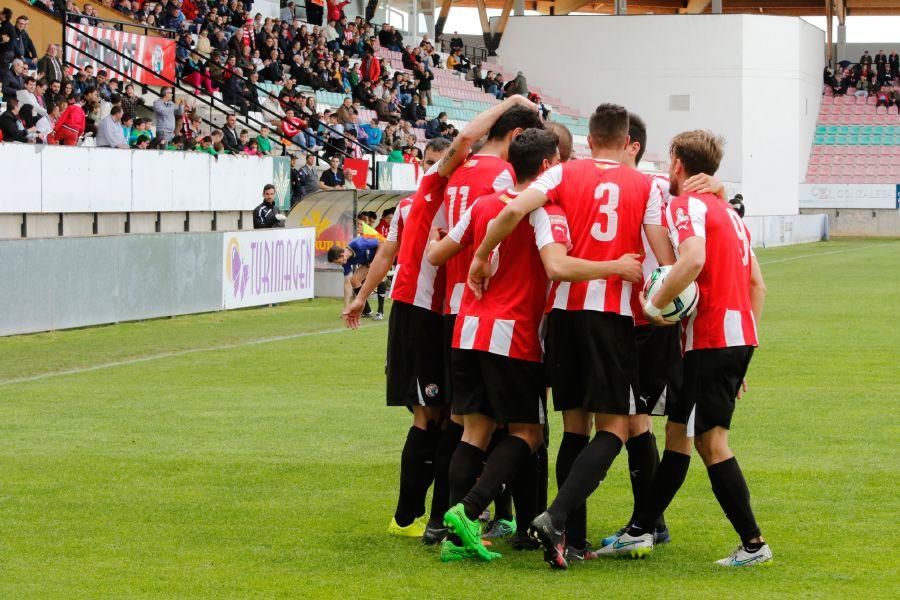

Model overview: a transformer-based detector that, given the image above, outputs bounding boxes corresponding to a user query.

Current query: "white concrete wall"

[0,144,274,214]
[497,14,824,217]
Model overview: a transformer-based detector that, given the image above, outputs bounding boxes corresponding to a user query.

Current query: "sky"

[433,9,900,43]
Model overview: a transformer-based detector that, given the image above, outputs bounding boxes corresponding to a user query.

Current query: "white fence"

[0,144,274,213]
[799,183,900,210]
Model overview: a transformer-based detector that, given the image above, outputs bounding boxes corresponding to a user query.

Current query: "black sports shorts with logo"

[544,309,639,415]
[450,349,547,425]
[386,300,446,407]
[635,324,683,416]
[668,345,755,437]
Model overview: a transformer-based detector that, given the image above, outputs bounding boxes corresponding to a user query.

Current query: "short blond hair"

[669,130,725,176]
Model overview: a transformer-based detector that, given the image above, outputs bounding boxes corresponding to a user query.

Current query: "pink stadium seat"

[866,95,877,105]
[876,106,887,115]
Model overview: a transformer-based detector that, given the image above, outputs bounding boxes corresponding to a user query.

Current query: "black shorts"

[544,309,639,415]
[450,349,547,425]
[635,325,683,416]
[385,301,447,407]
[669,346,755,437]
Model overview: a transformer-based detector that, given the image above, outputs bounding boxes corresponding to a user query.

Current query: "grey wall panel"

[0,240,52,336]
[174,233,223,315]
[47,236,120,331]
[116,235,177,322]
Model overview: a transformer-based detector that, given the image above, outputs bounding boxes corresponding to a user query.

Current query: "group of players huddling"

[341,94,772,569]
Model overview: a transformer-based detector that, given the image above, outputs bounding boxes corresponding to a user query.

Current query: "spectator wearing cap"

[96,105,128,148]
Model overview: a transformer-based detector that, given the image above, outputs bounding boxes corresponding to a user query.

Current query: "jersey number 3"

[590,182,619,242]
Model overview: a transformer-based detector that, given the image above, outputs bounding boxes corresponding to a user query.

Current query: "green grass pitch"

[0,238,897,598]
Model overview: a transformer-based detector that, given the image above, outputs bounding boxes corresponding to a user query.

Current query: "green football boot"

[444,504,501,561]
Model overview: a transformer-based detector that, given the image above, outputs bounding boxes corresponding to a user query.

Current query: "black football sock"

[511,449,539,532]
[447,441,485,545]
[462,436,532,521]
[649,433,667,531]
[536,441,549,513]
[428,420,463,526]
[554,432,589,548]
[485,428,513,521]
[548,431,623,531]
[394,425,435,526]
[630,449,690,534]
[626,431,660,527]
[376,281,386,313]
[707,457,762,546]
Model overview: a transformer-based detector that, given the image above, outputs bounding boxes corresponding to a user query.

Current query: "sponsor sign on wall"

[223,228,315,309]
[66,24,176,86]
[799,183,899,210]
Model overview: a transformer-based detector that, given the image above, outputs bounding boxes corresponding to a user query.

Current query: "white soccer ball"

[642,265,699,323]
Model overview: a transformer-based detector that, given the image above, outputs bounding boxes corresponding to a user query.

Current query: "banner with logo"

[799,183,899,210]
[223,228,315,309]
[66,24,176,86]
[272,156,292,211]
[343,158,371,189]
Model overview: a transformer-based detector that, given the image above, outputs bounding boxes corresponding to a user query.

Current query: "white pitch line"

[0,326,361,387]
[759,241,898,266]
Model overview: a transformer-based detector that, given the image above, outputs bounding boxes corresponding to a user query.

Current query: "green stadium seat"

[844,135,858,145]
[870,136,883,145]
[870,126,884,136]
[859,126,871,135]
[848,125,860,135]
[835,134,847,145]
[857,135,871,145]
[815,135,826,144]
[822,135,835,145]
[815,126,826,135]
[836,125,849,135]
[826,125,838,135]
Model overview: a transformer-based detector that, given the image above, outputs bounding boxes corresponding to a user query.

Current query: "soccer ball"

[643,265,699,323]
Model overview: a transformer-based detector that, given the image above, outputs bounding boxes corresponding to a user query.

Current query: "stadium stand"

[807,56,900,184]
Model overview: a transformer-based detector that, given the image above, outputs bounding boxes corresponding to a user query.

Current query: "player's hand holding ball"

[641,265,699,326]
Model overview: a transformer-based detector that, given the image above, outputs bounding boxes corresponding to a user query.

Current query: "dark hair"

[437,111,447,119]
[24,76,35,85]
[263,183,276,193]
[669,129,725,177]
[544,122,573,162]
[588,103,629,150]
[109,93,121,104]
[425,137,450,154]
[382,207,395,217]
[487,105,543,141]
[628,112,647,164]
[110,105,123,116]
[326,245,344,263]
[508,128,558,182]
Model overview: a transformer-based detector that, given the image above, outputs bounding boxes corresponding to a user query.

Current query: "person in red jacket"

[327,0,349,23]
[361,48,381,82]
[281,107,313,150]
[53,95,85,146]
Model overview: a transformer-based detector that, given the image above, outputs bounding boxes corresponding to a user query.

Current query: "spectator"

[413,62,433,105]
[95,70,112,101]
[222,114,243,153]
[2,58,26,102]
[0,8,14,66]
[0,98,27,143]
[167,136,186,151]
[874,49,887,74]
[449,32,463,52]
[96,105,128,148]
[44,79,65,108]
[425,111,447,139]
[506,71,528,97]
[222,66,250,115]
[36,44,65,84]
[324,112,345,157]
[253,184,285,228]
[11,15,36,68]
[35,101,64,144]
[360,47,381,82]
[128,117,154,146]
[183,52,216,95]
[194,135,217,155]
[319,156,346,189]
[875,89,890,109]
[72,64,95,97]
[16,77,48,118]
[335,96,355,124]
[294,152,320,201]
[153,87,185,143]
[386,141,403,162]
[859,50,873,69]
[121,84,145,120]
[256,124,275,155]
[361,117,388,154]
[281,107,314,151]
[181,111,202,142]
[53,95,86,146]
[889,52,899,79]
[306,0,325,27]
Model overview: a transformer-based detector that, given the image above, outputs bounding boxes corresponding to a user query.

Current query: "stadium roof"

[448,0,899,18]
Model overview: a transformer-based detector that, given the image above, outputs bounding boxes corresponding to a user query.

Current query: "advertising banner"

[799,183,899,210]
[66,24,176,86]
[223,228,315,309]
[343,158,371,189]
[272,156,292,211]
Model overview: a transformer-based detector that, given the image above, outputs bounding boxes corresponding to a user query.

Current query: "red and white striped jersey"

[635,173,673,326]
[443,154,515,314]
[388,166,449,313]
[529,159,659,317]
[666,192,758,351]
[448,189,571,362]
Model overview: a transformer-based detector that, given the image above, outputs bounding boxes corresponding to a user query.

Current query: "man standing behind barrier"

[153,88,184,143]
[253,184,286,229]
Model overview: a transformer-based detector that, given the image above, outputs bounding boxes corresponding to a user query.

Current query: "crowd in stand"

[824,49,900,103]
